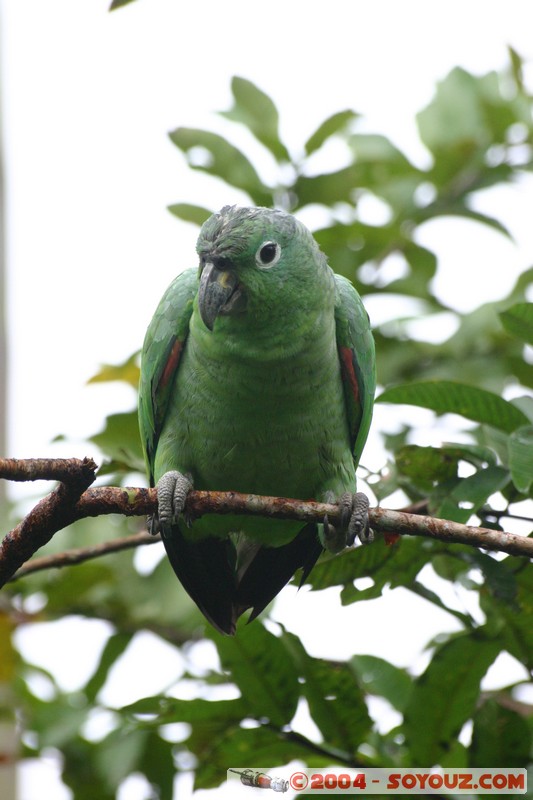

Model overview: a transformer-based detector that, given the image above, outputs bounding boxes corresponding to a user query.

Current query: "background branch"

[0,457,98,586]
[0,457,97,483]
[10,531,160,581]
[0,457,532,588]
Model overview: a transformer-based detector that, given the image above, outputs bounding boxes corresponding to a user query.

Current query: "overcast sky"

[3,2,533,798]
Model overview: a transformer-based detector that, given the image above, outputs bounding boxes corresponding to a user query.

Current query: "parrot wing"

[334,274,376,467]
[139,267,239,635]
[138,267,198,485]
[233,524,323,626]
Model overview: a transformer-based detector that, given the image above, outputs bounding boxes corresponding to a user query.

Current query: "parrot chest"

[154,329,355,505]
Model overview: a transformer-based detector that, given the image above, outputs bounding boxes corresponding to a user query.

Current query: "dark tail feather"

[161,525,238,635]
[234,523,323,623]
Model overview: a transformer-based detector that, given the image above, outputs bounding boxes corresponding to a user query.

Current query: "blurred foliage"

[109,0,136,10]
[5,58,533,797]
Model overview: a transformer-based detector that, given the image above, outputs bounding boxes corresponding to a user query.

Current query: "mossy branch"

[0,456,531,586]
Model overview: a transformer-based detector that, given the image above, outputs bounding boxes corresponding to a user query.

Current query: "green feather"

[138,267,197,484]
[334,273,376,466]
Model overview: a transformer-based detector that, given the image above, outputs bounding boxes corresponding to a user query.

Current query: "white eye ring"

[255,240,281,269]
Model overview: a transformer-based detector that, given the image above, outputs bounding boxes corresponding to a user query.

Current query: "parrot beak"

[198,261,244,331]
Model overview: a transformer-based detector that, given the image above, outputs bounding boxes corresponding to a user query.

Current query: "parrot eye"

[256,241,281,269]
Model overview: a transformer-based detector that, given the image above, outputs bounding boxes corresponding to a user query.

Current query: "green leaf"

[61,738,115,800]
[433,466,510,524]
[293,165,360,209]
[425,204,513,239]
[402,242,438,286]
[169,127,272,205]
[417,65,530,193]
[125,696,259,793]
[432,548,518,608]
[348,134,421,211]
[471,698,532,767]
[137,732,175,800]
[450,465,510,507]
[220,76,290,162]
[378,380,529,433]
[417,67,491,157]
[124,696,247,725]
[468,551,519,606]
[313,220,408,285]
[304,538,431,616]
[508,46,525,94]
[36,701,90,749]
[403,631,502,764]
[302,538,393,592]
[84,632,133,703]
[95,728,148,791]
[90,410,145,472]
[193,725,317,790]
[395,445,459,492]
[297,134,419,210]
[350,655,412,713]
[282,632,372,752]
[167,203,213,226]
[508,425,533,494]
[483,562,533,670]
[87,352,140,389]
[210,622,299,727]
[305,110,359,156]
[509,394,533,424]
[441,442,499,467]
[109,0,136,9]
[350,132,413,165]
[500,302,533,345]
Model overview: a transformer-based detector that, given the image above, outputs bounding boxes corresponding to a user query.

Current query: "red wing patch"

[339,346,360,403]
[384,532,401,546]
[158,338,183,393]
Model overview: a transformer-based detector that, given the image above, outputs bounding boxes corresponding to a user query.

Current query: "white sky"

[3,1,533,798]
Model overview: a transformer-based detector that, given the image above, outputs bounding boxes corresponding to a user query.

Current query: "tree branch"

[10,531,160,581]
[267,724,365,768]
[0,456,97,483]
[0,457,532,588]
[0,457,97,586]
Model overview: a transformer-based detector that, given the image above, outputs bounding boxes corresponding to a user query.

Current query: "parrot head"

[195,205,332,334]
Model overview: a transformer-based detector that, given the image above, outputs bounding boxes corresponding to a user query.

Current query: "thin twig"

[273,726,365,768]
[10,531,160,581]
[369,505,533,558]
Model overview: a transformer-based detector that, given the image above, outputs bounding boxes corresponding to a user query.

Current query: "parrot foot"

[147,514,160,536]
[322,491,373,553]
[156,470,194,532]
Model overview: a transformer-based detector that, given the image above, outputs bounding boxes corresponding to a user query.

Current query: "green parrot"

[138,205,376,635]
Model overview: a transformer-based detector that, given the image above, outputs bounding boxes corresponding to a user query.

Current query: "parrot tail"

[161,527,238,635]
[233,524,323,625]
[161,524,323,635]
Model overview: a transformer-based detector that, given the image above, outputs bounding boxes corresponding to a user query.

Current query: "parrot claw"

[156,470,194,532]
[322,491,373,553]
[348,492,373,545]
[147,514,160,536]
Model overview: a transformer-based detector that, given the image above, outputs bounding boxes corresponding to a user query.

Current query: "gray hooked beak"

[198,261,244,331]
